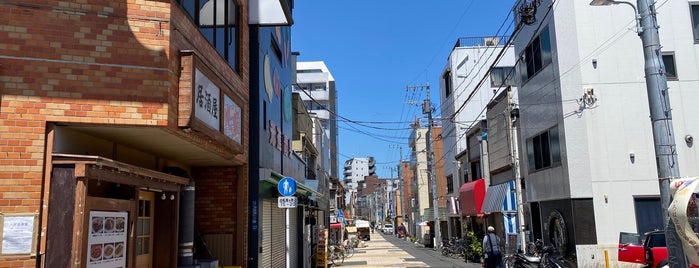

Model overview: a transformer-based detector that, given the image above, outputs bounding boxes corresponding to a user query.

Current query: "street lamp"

[590,0,686,267]
[589,0,642,34]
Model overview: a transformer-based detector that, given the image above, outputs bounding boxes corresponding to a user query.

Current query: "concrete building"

[294,61,339,183]
[343,157,377,216]
[408,123,447,246]
[509,0,699,266]
[438,36,517,242]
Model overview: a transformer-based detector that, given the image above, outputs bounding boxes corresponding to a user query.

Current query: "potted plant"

[465,231,483,263]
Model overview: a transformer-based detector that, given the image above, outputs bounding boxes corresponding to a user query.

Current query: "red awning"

[330,223,342,229]
[459,178,485,217]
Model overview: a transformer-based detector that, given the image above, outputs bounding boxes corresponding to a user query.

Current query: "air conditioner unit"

[484,37,500,46]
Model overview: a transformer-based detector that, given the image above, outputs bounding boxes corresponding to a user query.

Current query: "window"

[446,175,454,194]
[691,4,699,42]
[519,25,552,83]
[443,71,452,97]
[662,52,677,80]
[490,67,516,87]
[178,0,239,72]
[526,126,561,172]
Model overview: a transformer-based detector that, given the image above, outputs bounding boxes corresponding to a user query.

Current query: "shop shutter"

[259,199,272,267]
[271,204,286,268]
[289,207,299,266]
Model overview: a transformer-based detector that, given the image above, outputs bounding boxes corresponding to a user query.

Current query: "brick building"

[0,0,297,267]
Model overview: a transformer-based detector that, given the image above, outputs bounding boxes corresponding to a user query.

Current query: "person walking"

[482,226,502,268]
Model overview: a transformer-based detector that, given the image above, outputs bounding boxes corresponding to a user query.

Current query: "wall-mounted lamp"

[592,59,598,69]
[629,152,635,163]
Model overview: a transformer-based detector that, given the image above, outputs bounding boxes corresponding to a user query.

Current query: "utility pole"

[589,0,684,265]
[508,94,526,253]
[636,1,685,266]
[408,83,441,249]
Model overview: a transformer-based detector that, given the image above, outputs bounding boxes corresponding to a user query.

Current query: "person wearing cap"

[482,226,502,268]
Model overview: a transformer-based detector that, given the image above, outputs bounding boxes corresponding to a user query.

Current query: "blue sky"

[291,1,517,178]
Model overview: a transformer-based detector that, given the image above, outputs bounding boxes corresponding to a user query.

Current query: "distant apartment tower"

[343,157,377,192]
[295,61,339,182]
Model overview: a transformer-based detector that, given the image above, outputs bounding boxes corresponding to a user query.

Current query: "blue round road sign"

[278,177,297,197]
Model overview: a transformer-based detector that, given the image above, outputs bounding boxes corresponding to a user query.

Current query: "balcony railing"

[453,36,511,48]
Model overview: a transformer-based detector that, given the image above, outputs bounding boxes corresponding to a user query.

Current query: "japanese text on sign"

[194,68,220,130]
[278,196,297,208]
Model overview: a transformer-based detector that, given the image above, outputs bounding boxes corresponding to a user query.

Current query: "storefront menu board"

[87,211,128,268]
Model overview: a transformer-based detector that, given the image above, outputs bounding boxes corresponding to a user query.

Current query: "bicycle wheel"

[336,250,345,265]
[329,251,338,266]
[344,245,355,258]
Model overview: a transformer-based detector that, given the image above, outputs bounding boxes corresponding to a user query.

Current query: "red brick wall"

[433,127,447,208]
[0,0,251,266]
[192,167,239,234]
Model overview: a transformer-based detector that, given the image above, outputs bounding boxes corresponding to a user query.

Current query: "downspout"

[178,180,196,267]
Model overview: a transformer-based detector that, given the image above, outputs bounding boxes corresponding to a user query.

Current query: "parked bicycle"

[328,244,345,266]
[342,238,356,258]
[503,241,568,268]
[440,237,468,259]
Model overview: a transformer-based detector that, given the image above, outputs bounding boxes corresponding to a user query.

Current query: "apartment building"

[510,0,699,265]
[439,36,517,241]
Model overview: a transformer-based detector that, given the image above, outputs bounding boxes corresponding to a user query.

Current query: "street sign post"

[277,177,297,268]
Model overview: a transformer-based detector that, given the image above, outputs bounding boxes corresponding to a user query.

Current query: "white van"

[382,223,394,234]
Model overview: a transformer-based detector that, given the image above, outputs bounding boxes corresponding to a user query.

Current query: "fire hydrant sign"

[278,196,297,208]
[87,211,128,268]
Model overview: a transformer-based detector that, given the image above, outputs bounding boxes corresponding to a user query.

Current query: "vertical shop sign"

[223,95,242,144]
[315,227,327,268]
[194,68,221,131]
[87,211,128,268]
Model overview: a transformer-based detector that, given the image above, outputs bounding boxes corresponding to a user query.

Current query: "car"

[642,230,668,268]
[618,232,644,264]
[382,223,394,234]
[618,230,667,268]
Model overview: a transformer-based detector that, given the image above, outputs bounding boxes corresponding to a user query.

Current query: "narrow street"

[333,232,483,268]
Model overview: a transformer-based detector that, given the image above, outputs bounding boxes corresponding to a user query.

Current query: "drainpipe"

[178,180,196,267]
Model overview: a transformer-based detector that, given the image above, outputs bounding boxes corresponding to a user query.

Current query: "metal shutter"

[259,199,272,267]
[289,207,299,267]
[271,204,286,268]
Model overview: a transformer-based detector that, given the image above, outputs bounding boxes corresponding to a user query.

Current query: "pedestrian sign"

[337,209,344,218]
[278,177,296,197]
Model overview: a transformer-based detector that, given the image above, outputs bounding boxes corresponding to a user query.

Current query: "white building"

[344,157,376,192]
[343,157,376,214]
[439,36,517,239]
[510,0,699,266]
[295,61,339,185]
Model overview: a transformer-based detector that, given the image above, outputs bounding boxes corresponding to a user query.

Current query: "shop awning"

[330,223,342,229]
[459,178,485,217]
[482,180,516,213]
